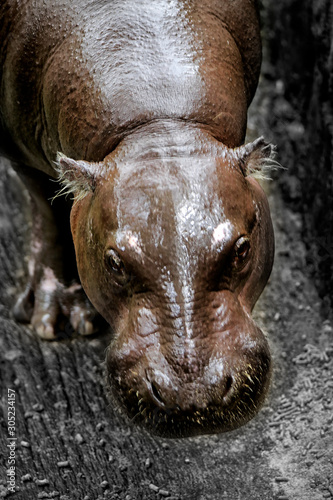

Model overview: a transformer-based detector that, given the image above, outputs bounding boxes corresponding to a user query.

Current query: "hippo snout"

[144,364,234,412]
[106,324,271,437]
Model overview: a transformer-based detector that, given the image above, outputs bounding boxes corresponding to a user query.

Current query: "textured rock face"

[264,0,333,307]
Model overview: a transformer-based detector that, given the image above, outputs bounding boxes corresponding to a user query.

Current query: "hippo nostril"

[206,362,235,403]
[221,375,234,403]
[150,382,165,406]
[225,375,233,395]
[145,369,174,409]
[150,380,166,407]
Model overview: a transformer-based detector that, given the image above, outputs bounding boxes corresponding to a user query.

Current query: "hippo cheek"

[70,198,126,328]
[106,300,271,437]
[240,178,275,312]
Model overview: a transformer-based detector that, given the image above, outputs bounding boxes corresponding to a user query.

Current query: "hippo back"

[0,0,261,175]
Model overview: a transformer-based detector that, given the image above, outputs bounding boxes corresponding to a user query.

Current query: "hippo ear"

[235,137,280,179]
[54,153,106,202]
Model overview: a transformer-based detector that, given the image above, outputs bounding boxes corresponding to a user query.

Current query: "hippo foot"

[13,268,98,339]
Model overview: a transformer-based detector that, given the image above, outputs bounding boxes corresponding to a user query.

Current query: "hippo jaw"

[105,295,272,437]
[58,127,275,437]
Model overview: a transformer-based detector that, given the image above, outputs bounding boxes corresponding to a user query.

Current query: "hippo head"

[57,126,275,437]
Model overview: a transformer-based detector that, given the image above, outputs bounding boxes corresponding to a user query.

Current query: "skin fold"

[0,0,276,436]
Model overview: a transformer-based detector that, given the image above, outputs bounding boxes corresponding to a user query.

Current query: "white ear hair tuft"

[236,137,283,179]
[53,153,98,203]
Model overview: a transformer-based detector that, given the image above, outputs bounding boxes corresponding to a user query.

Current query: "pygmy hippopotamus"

[0,0,276,436]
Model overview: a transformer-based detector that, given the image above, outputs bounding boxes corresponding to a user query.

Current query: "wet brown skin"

[0,0,275,436]
[68,124,274,437]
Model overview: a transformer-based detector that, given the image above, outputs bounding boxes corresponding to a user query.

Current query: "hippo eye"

[105,248,128,285]
[232,237,250,268]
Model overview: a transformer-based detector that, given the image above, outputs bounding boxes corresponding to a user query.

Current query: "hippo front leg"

[12,166,98,339]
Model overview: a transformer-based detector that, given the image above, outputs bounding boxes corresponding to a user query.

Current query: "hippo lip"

[109,384,267,438]
[107,353,272,438]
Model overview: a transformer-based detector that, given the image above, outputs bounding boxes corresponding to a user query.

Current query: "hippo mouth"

[106,351,271,438]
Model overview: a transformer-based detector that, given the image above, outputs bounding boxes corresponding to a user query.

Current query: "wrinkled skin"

[0,0,275,435]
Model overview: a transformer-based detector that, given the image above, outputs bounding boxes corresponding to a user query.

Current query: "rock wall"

[263,0,333,309]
